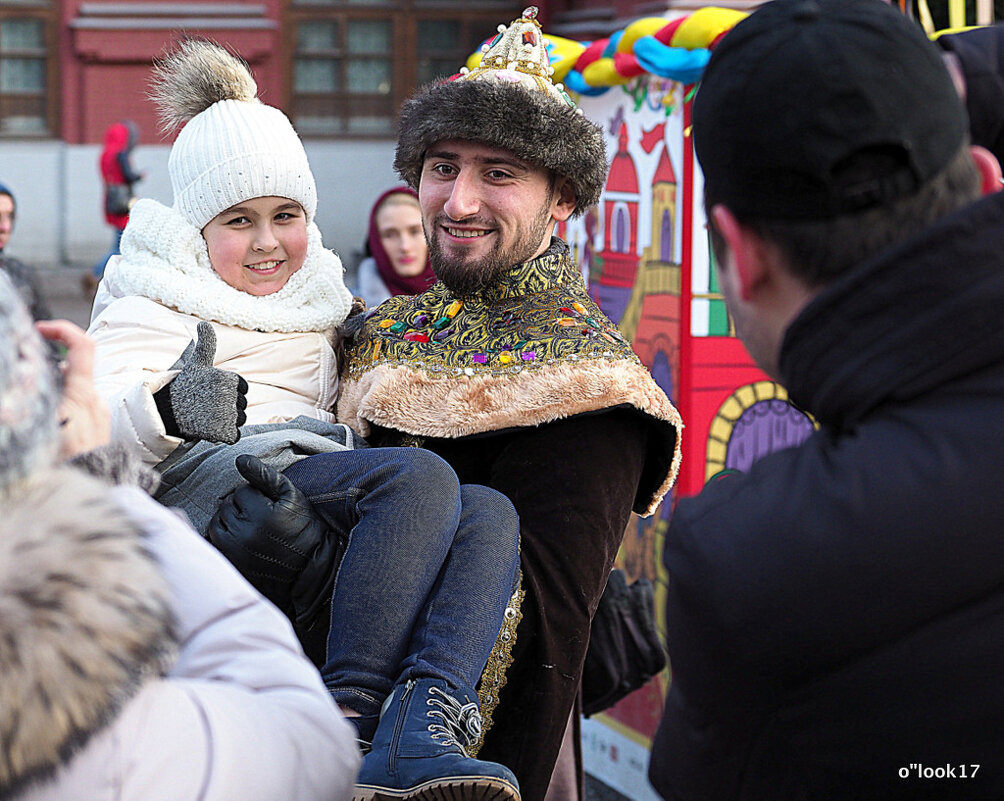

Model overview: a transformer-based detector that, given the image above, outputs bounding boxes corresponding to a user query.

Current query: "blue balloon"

[634,38,711,84]
[564,70,611,96]
[602,31,624,58]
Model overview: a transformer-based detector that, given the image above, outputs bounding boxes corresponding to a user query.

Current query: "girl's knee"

[384,447,460,499]
[461,485,519,536]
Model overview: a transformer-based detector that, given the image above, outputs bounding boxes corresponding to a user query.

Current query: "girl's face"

[376,197,428,277]
[202,196,308,296]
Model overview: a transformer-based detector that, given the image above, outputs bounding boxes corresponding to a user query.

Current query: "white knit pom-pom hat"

[152,39,317,229]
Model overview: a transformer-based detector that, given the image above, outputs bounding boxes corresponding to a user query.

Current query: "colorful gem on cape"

[446,301,463,317]
[389,321,406,333]
[403,331,430,342]
[557,317,577,326]
[572,302,587,314]
[499,351,514,364]
[414,314,430,326]
[473,353,488,364]
[372,339,382,360]
[432,316,451,330]
[585,317,600,328]
[433,327,453,341]
[521,351,536,361]
[378,319,396,329]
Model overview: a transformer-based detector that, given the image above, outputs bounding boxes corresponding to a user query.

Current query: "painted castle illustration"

[557,114,820,743]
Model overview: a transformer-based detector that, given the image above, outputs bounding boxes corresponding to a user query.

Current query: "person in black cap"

[648,0,1004,799]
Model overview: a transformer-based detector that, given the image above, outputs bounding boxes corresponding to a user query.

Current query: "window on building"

[660,209,672,262]
[287,1,519,136]
[0,4,56,136]
[612,204,630,253]
[704,229,731,336]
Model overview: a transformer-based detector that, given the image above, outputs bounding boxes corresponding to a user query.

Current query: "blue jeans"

[283,447,520,717]
[92,227,123,278]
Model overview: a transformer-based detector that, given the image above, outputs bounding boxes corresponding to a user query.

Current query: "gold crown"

[457,7,576,107]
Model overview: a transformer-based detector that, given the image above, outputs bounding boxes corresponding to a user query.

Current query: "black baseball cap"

[693,0,968,220]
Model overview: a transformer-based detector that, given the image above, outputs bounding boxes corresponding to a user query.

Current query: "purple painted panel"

[725,399,814,473]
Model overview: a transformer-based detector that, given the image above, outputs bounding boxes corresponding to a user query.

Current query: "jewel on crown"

[457,6,574,106]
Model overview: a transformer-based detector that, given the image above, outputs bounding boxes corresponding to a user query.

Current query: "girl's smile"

[202,196,308,296]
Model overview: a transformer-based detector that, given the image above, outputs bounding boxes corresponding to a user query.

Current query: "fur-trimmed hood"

[337,241,682,515]
[394,79,608,215]
[0,468,176,798]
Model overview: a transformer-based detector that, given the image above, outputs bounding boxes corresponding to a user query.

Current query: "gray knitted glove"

[153,321,248,444]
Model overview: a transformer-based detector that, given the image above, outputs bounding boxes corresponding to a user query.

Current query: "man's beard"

[427,199,554,298]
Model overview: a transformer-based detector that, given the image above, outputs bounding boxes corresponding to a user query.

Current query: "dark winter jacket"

[1,255,50,321]
[649,189,1004,800]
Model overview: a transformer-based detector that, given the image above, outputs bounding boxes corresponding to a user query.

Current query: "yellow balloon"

[582,58,632,87]
[542,33,586,82]
[617,17,673,52]
[673,7,747,50]
[465,49,484,71]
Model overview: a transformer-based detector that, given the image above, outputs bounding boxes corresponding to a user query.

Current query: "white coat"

[89,278,340,466]
[86,198,354,466]
[3,467,361,801]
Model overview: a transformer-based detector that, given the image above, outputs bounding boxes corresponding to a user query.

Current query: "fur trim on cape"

[394,80,608,215]
[338,242,681,515]
[106,198,353,334]
[0,467,176,798]
[337,357,682,516]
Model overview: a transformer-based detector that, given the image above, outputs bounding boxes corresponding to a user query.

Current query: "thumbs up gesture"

[153,321,249,444]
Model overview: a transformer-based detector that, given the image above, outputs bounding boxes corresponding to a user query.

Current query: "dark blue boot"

[354,678,520,801]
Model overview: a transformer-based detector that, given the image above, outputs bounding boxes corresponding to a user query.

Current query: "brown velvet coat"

[338,242,681,801]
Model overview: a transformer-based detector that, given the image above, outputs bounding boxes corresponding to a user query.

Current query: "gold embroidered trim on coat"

[471,583,524,756]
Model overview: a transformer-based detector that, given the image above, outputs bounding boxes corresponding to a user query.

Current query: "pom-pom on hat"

[693,0,967,221]
[394,7,608,216]
[151,39,317,229]
[0,273,58,496]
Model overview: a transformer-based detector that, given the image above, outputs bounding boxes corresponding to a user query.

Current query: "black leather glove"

[154,321,248,444]
[207,454,346,628]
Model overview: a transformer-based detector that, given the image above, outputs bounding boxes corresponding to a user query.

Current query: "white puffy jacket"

[4,467,360,801]
[86,198,353,466]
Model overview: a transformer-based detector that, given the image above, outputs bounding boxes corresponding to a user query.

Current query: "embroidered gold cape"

[337,244,683,515]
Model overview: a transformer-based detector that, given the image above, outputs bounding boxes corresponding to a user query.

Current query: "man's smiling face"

[418,140,574,296]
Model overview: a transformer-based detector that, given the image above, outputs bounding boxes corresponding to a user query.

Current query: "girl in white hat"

[87,39,522,801]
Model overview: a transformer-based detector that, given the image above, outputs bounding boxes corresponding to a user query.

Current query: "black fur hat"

[394,8,608,216]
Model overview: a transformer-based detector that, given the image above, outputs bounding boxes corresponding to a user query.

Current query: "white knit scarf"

[106,198,353,333]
